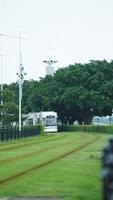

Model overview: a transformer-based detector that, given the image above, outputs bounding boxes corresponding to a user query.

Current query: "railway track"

[0,136,100,186]
[0,134,90,165]
[0,134,66,152]
[0,140,75,165]
[0,134,53,148]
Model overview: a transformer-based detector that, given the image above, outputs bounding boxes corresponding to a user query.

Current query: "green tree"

[0,88,18,126]
[3,59,113,125]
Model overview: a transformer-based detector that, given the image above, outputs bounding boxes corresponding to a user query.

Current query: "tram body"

[38,111,58,132]
[23,111,58,133]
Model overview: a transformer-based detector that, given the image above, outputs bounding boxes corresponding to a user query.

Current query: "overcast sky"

[0,0,113,83]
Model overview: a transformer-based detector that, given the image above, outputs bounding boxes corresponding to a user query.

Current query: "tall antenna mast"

[49,43,52,60]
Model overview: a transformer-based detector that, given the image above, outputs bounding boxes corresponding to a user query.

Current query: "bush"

[37,124,44,135]
[58,125,113,134]
[22,124,44,135]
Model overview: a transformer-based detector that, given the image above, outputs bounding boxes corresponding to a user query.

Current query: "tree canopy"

[1,59,113,125]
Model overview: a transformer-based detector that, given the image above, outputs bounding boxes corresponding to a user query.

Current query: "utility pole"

[0,32,26,131]
[0,50,5,127]
[0,49,5,107]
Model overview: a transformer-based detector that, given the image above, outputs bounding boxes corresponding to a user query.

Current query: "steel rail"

[0,134,66,152]
[0,135,89,165]
[0,136,100,186]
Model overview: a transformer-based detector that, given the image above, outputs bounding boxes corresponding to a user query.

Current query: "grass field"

[0,132,111,200]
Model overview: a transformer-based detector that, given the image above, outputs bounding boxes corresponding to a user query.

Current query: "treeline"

[1,60,113,125]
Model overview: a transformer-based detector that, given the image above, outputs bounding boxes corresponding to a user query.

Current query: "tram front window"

[45,116,57,126]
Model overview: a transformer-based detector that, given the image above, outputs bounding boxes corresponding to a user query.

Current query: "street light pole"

[19,32,23,132]
[17,65,26,131]
[17,32,26,132]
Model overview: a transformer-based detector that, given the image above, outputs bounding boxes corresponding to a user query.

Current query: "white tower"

[43,59,57,76]
[43,44,57,76]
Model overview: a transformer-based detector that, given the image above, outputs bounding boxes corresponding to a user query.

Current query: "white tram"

[23,111,58,133]
[38,111,58,132]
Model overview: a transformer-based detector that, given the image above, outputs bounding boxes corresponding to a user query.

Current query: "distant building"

[92,115,113,125]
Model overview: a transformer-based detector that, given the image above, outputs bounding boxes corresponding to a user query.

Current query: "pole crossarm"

[0,33,25,40]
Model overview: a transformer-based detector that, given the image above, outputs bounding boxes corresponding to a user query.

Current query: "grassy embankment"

[0,131,111,200]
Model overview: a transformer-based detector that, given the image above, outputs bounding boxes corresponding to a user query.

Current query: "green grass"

[0,132,111,200]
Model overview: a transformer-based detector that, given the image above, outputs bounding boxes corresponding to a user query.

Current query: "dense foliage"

[1,60,113,125]
[58,124,113,134]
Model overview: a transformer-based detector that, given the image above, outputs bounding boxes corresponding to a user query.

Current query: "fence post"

[0,125,41,142]
[102,138,113,200]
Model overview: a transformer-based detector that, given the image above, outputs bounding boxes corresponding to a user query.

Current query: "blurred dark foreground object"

[102,138,113,200]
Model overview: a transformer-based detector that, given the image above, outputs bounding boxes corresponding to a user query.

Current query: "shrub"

[58,125,113,134]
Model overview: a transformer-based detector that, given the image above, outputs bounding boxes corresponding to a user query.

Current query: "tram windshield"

[45,115,57,126]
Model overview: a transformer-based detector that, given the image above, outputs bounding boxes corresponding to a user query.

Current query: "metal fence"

[0,126,40,142]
